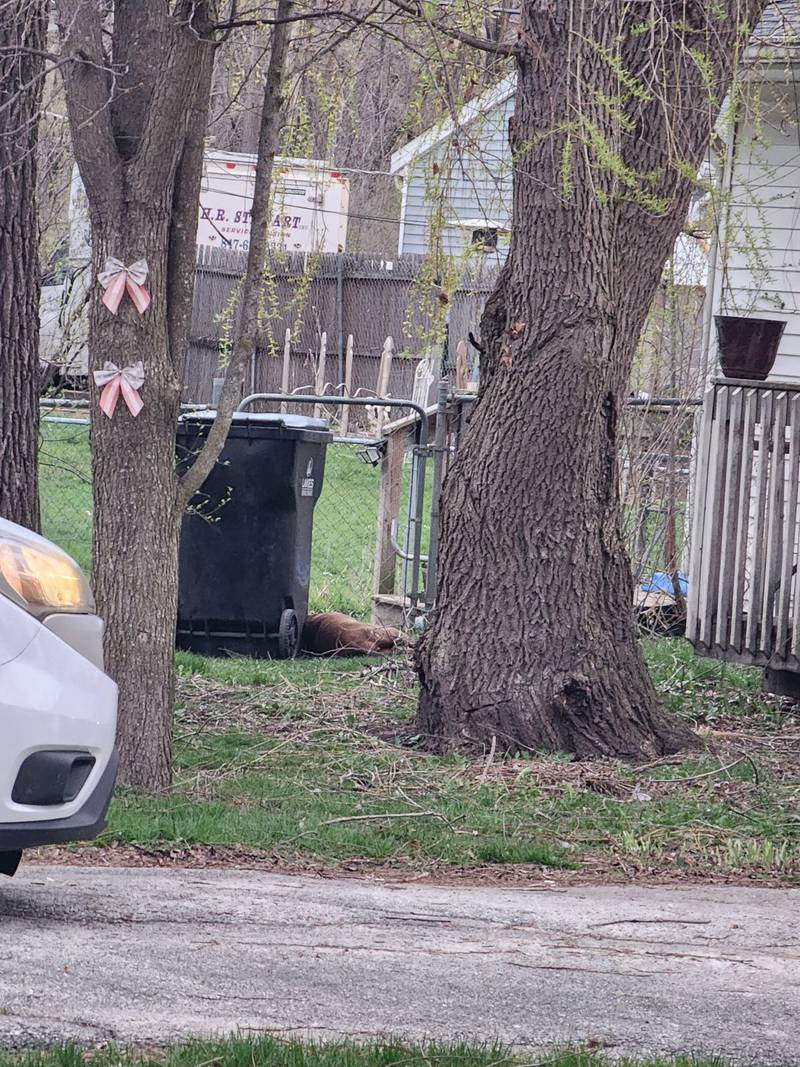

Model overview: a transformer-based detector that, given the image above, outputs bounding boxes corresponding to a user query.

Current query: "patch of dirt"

[175,667,415,740]
[26,843,800,889]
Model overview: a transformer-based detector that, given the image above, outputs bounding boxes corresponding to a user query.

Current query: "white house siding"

[716,72,800,380]
[397,94,514,260]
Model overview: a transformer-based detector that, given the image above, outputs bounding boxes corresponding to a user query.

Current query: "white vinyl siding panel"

[717,75,800,380]
[398,94,514,258]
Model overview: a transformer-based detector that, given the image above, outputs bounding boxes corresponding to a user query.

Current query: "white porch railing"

[687,378,800,669]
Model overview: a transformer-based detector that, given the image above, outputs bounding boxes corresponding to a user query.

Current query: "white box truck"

[41,153,350,376]
[198,152,349,254]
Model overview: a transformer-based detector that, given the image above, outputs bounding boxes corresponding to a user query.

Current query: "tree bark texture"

[417,1,768,760]
[0,0,46,531]
[58,0,216,791]
[58,0,295,791]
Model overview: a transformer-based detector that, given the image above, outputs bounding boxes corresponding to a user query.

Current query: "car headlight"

[0,531,94,615]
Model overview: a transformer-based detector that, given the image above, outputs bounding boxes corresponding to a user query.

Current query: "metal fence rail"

[39,391,702,632]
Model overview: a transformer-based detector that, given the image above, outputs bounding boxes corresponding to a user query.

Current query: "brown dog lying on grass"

[302,612,413,656]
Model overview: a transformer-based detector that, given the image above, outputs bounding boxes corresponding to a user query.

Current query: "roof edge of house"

[389,74,516,176]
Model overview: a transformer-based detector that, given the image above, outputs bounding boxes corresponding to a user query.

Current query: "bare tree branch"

[56,0,121,207]
[176,0,295,513]
[383,0,520,55]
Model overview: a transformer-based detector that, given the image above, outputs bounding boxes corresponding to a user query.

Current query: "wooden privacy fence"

[183,248,499,410]
[687,378,800,669]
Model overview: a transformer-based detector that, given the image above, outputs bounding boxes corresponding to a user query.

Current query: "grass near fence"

[39,420,93,570]
[38,420,427,618]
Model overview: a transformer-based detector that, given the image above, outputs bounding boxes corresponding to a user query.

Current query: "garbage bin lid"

[180,410,330,430]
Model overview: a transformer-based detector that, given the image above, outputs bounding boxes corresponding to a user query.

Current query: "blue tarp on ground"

[640,571,688,597]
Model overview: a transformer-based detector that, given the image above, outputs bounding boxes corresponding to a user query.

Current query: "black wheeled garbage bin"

[176,411,332,659]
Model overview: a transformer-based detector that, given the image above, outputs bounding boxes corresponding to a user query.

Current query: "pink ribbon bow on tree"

[97,257,151,315]
[93,361,145,419]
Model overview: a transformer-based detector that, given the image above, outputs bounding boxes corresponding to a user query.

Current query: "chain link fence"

[40,398,702,638]
[41,400,699,638]
[39,414,408,620]
[310,441,382,617]
[419,395,703,636]
[40,418,92,573]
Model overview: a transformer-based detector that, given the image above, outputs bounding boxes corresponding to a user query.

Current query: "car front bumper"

[0,596,118,845]
[0,747,119,850]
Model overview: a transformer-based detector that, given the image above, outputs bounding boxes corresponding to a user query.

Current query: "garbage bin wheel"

[277,608,299,660]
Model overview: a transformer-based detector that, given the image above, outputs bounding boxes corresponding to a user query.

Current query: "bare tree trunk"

[176,0,294,510]
[0,0,46,530]
[417,1,767,760]
[88,205,189,792]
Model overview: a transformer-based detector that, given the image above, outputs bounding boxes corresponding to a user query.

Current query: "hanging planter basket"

[715,315,786,381]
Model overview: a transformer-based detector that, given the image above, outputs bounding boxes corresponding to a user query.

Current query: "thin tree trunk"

[417,1,767,760]
[59,0,294,791]
[176,0,294,510]
[0,0,46,530]
[58,0,217,791]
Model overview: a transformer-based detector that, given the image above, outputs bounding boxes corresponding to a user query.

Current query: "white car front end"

[0,518,118,876]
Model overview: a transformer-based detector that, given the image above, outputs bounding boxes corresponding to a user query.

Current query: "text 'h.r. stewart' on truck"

[197,153,349,254]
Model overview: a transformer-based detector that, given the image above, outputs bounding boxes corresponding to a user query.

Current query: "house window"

[471,228,499,251]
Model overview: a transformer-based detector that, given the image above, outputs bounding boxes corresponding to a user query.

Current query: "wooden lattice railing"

[687,378,800,669]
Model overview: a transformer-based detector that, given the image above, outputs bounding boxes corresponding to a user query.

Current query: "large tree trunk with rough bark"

[0,0,47,530]
[87,200,191,792]
[417,1,767,760]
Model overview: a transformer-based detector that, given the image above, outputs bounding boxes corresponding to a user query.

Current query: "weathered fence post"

[455,339,470,391]
[336,252,345,393]
[373,426,406,598]
[375,335,394,436]
[340,333,354,435]
[280,329,291,415]
[313,332,327,419]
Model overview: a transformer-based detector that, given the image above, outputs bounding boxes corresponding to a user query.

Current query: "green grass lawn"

[61,637,799,883]
[38,423,797,883]
[39,421,93,571]
[0,1037,737,1067]
[38,420,425,618]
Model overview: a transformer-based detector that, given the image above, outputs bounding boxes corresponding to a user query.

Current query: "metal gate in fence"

[40,387,700,632]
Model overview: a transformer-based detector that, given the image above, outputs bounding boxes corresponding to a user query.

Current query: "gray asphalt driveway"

[0,866,798,1063]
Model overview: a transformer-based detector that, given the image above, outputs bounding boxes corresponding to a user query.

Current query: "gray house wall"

[396,92,514,262]
[395,1,797,268]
